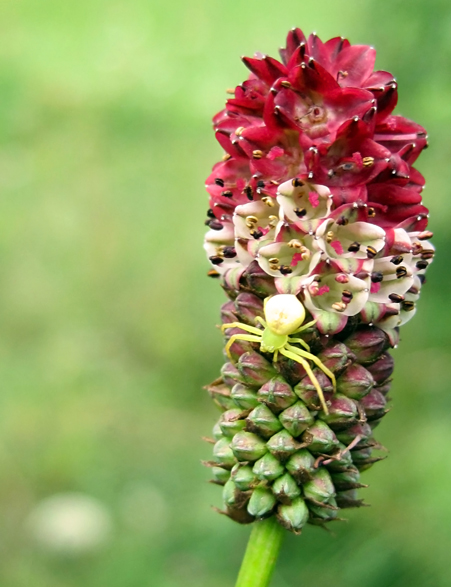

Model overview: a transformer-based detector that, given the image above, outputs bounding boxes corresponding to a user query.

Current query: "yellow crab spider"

[221,294,336,414]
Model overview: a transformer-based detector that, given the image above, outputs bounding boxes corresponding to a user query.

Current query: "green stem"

[235,518,284,587]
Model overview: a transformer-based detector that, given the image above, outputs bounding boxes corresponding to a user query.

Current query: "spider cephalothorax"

[221,294,336,413]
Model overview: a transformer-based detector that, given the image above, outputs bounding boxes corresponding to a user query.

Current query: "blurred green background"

[0,0,449,585]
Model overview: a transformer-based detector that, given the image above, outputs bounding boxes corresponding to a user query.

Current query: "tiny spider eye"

[265,294,306,336]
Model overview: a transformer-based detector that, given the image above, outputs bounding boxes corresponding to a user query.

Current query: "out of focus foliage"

[0,1,449,585]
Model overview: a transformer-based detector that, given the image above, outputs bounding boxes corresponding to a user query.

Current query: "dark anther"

[207,269,220,278]
[257,180,265,188]
[279,265,293,275]
[342,290,353,302]
[348,242,360,253]
[418,274,426,284]
[411,243,423,255]
[421,250,434,260]
[402,301,415,312]
[367,207,376,218]
[222,247,237,258]
[337,216,349,226]
[371,272,384,283]
[244,186,254,200]
[418,231,433,240]
[389,293,404,303]
[390,255,403,265]
[222,190,233,198]
[396,266,408,279]
[209,220,224,231]
[209,256,224,265]
[416,260,428,270]
[215,178,225,187]
[294,207,307,218]
[366,246,377,259]
[207,208,215,218]
[292,178,304,187]
[250,229,263,239]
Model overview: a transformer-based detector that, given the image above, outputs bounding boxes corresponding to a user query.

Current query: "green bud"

[323,442,353,471]
[231,431,268,462]
[212,421,223,440]
[205,378,236,410]
[238,351,277,388]
[247,486,276,518]
[351,447,385,471]
[219,409,247,437]
[267,430,301,461]
[343,326,389,364]
[221,362,246,387]
[211,466,231,485]
[359,388,388,421]
[213,437,237,469]
[335,489,366,509]
[243,260,278,297]
[253,453,285,481]
[220,300,237,324]
[272,473,301,504]
[231,383,260,409]
[277,497,309,534]
[331,467,367,491]
[231,464,258,491]
[294,372,333,410]
[285,449,316,483]
[234,292,264,325]
[337,364,375,400]
[303,468,335,504]
[257,376,298,412]
[302,421,339,454]
[279,401,314,437]
[222,478,251,509]
[308,497,339,522]
[319,394,358,429]
[336,422,373,446]
[246,404,283,439]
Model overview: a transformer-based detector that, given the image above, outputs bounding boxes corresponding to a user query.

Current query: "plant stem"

[235,518,284,587]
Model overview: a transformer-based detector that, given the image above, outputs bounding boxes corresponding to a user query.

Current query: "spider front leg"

[291,319,317,335]
[224,333,262,361]
[285,343,337,391]
[279,348,330,414]
[221,322,262,336]
[287,336,311,352]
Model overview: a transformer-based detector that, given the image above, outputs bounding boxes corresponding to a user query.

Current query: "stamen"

[292,178,304,187]
[209,255,224,265]
[281,80,292,88]
[396,266,408,279]
[294,207,307,217]
[418,231,433,240]
[245,215,258,228]
[222,247,237,258]
[207,269,220,278]
[207,209,215,218]
[261,196,275,207]
[268,215,279,227]
[348,242,360,252]
[416,260,428,270]
[371,271,384,283]
[244,186,254,200]
[362,157,375,167]
[208,220,224,231]
[235,126,245,136]
[332,302,347,312]
[421,250,434,260]
[326,230,334,243]
[250,229,263,239]
[390,255,403,265]
[252,150,263,159]
[215,178,225,187]
[367,207,376,217]
[257,180,265,188]
[402,301,415,311]
[336,216,349,226]
[389,293,405,303]
[222,190,233,198]
[288,239,302,249]
[366,246,377,258]
[279,265,293,275]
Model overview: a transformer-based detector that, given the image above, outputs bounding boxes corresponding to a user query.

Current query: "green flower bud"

[323,442,353,471]
[319,393,358,429]
[246,404,283,438]
[253,453,285,481]
[337,364,375,400]
[220,300,238,324]
[219,409,247,437]
[285,449,316,483]
[272,473,301,504]
[212,421,223,440]
[205,378,236,410]
[213,437,237,469]
[302,421,339,454]
[222,478,237,507]
[359,388,388,421]
[335,489,366,509]
[343,326,389,365]
[336,422,373,446]
[238,351,278,387]
[243,260,278,297]
[247,486,277,518]
[294,372,333,410]
[231,431,268,462]
[267,430,302,461]
[231,464,258,491]
[231,383,260,409]
[211,466,231,485]
[317,343,355,377]
[234,292,264,325]
[351,447,386,471]
[303,468,336,504]
[279,401,314,437]
[308,497,339,523]
[257,376,298,412]
[331,467,367,491]
[277,497,309,534]
[221,362,246,387]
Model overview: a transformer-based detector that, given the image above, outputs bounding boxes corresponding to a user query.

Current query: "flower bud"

[337,364,375,400]
[336,422,373,446]
[253,452,285,481]
[277,497,309,533]
[302,421,339,454]
[366,352,394,383]
[294,371,334,410]
[243,261,278,297]
[234,292,265,325]
[279,401,314,437]
[231,431,268,462]
[220,300,238,324]
[359,388,388,420]
[374,380,392,397]
[272,473,301,504]
[205,378,236,410]
[331,467,367,491]
[351,447,386,471]
[303,468,336,504]
[231,383,260,409]
[257,375,298,412]
[323,442,353,471]
[285,449,316,483]
[246,404,283,439]
[247,486,276,518]
[213,437,237,469]
[316,343,356,377]
[267,429,302,461]
[335,489,366,509]
[211,466,231,485]
[223,327,257,361]
[223,478,251,509]
[319,394,358,430]
[231,464,258,491]
[219,409,247,437]
[221,362,246,387]
[212,421,223,440]
[308,497,340,524]
[238,351,278,387]
[343,327,389,364]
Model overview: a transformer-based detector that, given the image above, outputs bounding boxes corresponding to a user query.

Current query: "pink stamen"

[267,146,284,160]
[308,191,320,208]
[370,282,381,294]
[291,253,304,267]
[330,240,344,255]
[317,285,330,296]
[335,274,349,284]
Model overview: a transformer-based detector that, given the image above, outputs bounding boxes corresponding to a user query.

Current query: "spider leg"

[225,333,262,361]
[221,321,262,336]
[280,348,329,415]
[255,316,267,329]
[292,319,317,334]
[285,344,337,392]
[287,337,311,352]
[273,349,279,362]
